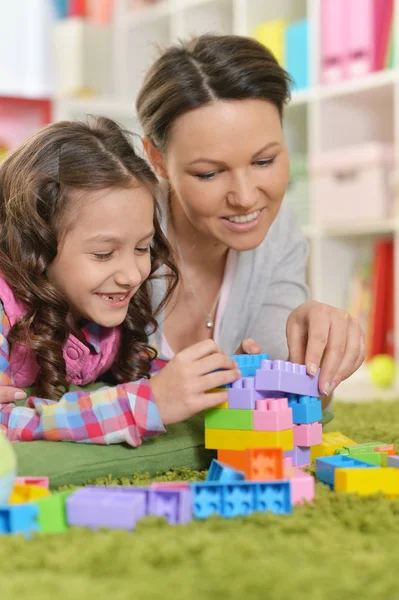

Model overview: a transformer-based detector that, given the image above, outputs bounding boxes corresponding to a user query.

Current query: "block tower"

[205,354,323,474]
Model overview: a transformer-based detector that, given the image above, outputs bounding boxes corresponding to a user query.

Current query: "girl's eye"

[136,246,151,255]
[195,171,218,181]
[93,252,113,260]
[254,157,276,167]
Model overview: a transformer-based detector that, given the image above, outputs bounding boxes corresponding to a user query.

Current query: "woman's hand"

[0,387,26,403]
[150,340,241,425]
[287,300,366,395]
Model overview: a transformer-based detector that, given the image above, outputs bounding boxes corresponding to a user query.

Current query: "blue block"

[230,354,269,378]
[0,504,39,538]
[206,459,244,483]
[287,394,322,424]
[285,19,309,91]
[191,481,292,519]
[316,455,377,490]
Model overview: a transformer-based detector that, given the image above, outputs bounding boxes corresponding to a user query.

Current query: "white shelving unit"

[53,0,399,400]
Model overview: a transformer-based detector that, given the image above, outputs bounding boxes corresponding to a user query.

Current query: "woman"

[138,34,365,409]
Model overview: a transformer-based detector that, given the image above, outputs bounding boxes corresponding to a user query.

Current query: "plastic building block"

[10,484,50,504]
[289,470,315,505]
[34,490,74,534]
[205,408,253,430]
[287,394,322,424]
[335,467,399,497]
[353,452,388,467]
[388,456,399,468]
[335,441,388,456]
[0,504,39,538]
[205,427,293,451]
[206,459,244,483]
[14,476,49,489]
[217,449,246,471]
[147,488,192,524]
[230,353,269,378]
[255,359,320,396]
[253,398,293,431]
[228,377,266,409]
[285,446,311,467]
[66,486,149,531]
[191,480,292,519]
[151,482,190,489]
[310,432,357,461]
[316,455,377,489]
[244,448,284,481]
[284,456,293,469]
[374,444,396,456]
[293,422,322,447]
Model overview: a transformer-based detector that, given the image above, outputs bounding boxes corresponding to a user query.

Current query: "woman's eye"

[136,246,151,255]
[255,157,276,167]
[195,171,218,181]
[93,252,113,260]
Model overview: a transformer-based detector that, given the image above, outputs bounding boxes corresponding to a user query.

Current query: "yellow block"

[310,432,357,462]
[10,484,50,504]
[252,19,289,66]
[205,428,293,451]
[206,388,225,394]
[335,468,399,497]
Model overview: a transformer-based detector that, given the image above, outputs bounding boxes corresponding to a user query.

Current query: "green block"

[335,442,387,456]
[353,452,388,467]
[35,490,74,534]
[204,408,253,430]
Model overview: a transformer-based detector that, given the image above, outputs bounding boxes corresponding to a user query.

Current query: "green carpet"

[1,400,399,600]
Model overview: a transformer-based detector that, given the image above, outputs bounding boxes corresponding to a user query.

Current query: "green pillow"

[12,382,214,488]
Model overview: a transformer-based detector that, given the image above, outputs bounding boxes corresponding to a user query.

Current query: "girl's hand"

[150,340,241,425]
[234,339,261,355]
[0,387,27,403]
[287,300,366,396]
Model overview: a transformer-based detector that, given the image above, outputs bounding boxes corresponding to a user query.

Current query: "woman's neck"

[169,196,228,273]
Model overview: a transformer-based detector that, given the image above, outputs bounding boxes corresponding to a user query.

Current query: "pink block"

[321,0,347,84]
[293,422,322,447]
[290,471,315,505]
[283,456,293,469]
[15,476,49,490]
[150,482,190,489]
[253,398,293,431]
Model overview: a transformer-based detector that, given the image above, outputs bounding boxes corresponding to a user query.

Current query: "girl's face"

[154,98,289,252]
[49,185,154,328]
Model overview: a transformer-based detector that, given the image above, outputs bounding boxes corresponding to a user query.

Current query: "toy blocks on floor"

[0,504,39,538]
[388,456,399,468]
[14,476,49,489]
[191,480,292,519]
[316,455,377,489]
[205,408,253,430]
[228,377,265,409]
[217,449,247,471]
[206,459,244,482]
[255,359,320,396]
[35,490,74,534]
[310,432,357,461]
[205,427,294,451]
[287,394,322,424]
[334,467,399,497]
[288,470,315,505]
[293,422,322,447]
[10,483,50,504]
[335,441,389,456]
[244,448,284,481]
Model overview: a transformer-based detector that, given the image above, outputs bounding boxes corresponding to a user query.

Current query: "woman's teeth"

[100,294,127,302]
[226,210,261,223]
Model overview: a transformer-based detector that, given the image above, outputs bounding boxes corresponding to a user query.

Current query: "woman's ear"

[142,137,168,179]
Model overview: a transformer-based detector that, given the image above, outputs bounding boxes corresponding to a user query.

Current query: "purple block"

[228,377,266,409]
[388,456,399,468]
[148,489,192,524]
[255,360,320,396]
[66,486,149,531]
[284,446,311,467]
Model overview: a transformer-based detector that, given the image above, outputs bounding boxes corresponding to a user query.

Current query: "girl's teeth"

[226,210,260,223]
[102,294,126,302]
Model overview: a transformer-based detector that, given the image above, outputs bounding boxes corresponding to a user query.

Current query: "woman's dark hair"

[0,116,178,400]
[136,33,292,152]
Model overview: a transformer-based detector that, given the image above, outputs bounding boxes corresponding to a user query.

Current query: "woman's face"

[163,98,290,251]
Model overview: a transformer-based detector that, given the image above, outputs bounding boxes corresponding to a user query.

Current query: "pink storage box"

[310,143,395,226]
[320,0,347,84]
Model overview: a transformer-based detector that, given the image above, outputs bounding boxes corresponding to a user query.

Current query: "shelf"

[54,97,135,117]
[126,0,173,26]
[319,219,399,238]
[318,69,396,101]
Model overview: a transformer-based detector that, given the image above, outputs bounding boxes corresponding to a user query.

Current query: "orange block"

[217,449,246,471]
[374,444,396,456]
[244,448,284,481]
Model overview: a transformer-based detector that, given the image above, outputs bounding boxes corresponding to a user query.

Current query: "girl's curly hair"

[0,116,178,400]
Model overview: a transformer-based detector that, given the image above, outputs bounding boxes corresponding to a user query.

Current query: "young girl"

[0,117,240,445]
